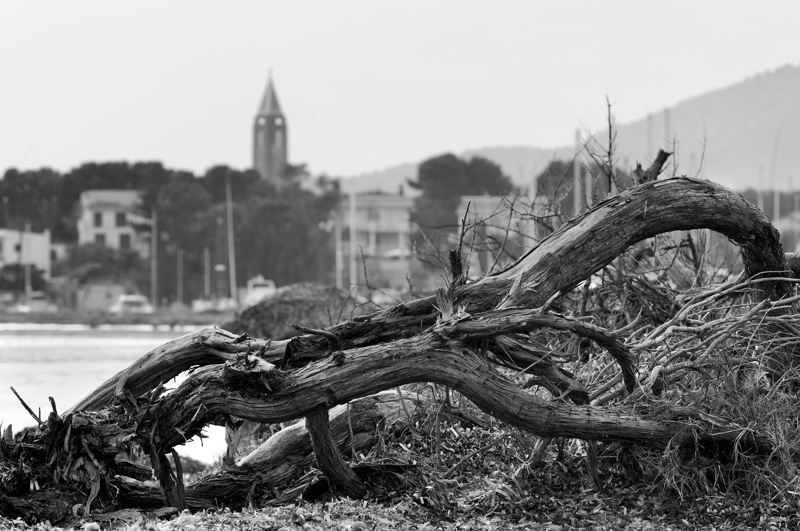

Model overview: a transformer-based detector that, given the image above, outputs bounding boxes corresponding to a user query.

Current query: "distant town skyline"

[1,1,799,179]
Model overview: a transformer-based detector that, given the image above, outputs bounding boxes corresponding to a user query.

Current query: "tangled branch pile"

[1,177,799,526]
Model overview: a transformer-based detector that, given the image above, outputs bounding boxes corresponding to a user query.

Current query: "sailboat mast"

[226,172,238,303]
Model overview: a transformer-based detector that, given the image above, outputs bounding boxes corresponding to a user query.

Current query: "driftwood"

[67,328,276,414]
[287,177,790,361]
[113,391,423,510]
[1,176,795,521]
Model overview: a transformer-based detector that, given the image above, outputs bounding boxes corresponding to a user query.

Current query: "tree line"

[1,153,654,303]
[0,162,339,303]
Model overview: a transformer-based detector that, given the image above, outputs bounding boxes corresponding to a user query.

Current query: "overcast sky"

[1,1,798,179]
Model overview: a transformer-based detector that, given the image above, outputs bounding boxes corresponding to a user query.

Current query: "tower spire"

[253,72,288,185]
[257,72,283,117]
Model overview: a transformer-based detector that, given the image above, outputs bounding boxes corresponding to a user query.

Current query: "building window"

[94,212,103,227]
[367,208,379,222]
[95,233,106,246]
[120,234,131,250]
[116,212,126,227]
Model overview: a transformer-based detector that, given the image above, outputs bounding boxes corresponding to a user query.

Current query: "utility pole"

[349,191,357,290]
[150,208,158,306]
[23,222,31,302]
[225,172,238,304]
[177,248,184,305]
[335,209,343,290]
[203,247,211,298]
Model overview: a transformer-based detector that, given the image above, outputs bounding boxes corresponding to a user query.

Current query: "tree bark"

[1,177,788,516]
[304,409,366,498]
[134,331,771,453]
[114,391,422,510]
[67,328,278,414]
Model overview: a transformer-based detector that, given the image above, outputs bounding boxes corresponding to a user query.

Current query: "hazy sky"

[1,1,798,179]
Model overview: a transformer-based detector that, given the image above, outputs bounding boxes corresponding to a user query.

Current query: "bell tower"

[253,74,288,186]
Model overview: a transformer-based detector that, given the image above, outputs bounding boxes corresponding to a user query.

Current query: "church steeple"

[253,74,288,185]
[257,76,283,116]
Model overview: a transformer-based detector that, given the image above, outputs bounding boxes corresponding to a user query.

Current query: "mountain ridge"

[340,63,800,194]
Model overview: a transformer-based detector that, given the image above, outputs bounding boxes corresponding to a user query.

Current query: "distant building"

[253,75,288,186]
[0,228,52,278]
[336,193,414,292]
[333,190,560,291]
[77,190,148,258]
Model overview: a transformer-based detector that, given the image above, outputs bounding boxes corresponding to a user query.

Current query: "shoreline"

[0,309,235,329]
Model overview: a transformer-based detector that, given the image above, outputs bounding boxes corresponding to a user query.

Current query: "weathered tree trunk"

[114,391,422,510]
[1,177,790,518]
[304,408,366,498]
[287,177,789,359]
[67,328,278,414]
[131,329,771,452]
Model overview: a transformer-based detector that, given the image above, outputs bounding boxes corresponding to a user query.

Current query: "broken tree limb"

[288,177,789,359]
[68,328,280,413]
[305,408,366,498]
[490,177,789,306]
[632,149,672,185]
[494,335,590,404]
[114,391,424,510]
[293,318,367,496]
[436,308,637,393]
[136,332,769,455]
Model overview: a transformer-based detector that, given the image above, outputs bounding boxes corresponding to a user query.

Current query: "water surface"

[0,324,225,463]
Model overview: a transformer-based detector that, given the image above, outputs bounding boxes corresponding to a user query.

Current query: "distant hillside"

[460,146,574,189]
[338,146,573,196]
[339,161,419,196]
[611,63,800,190]
[339,63,800,194]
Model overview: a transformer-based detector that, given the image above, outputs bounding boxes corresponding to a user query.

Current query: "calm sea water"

[0,324,226,463]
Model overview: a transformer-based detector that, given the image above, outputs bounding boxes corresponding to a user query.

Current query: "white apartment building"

[336,192,414,291]
[0,228,52,278]
[334,192,547,290]
[77,190,149,257]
